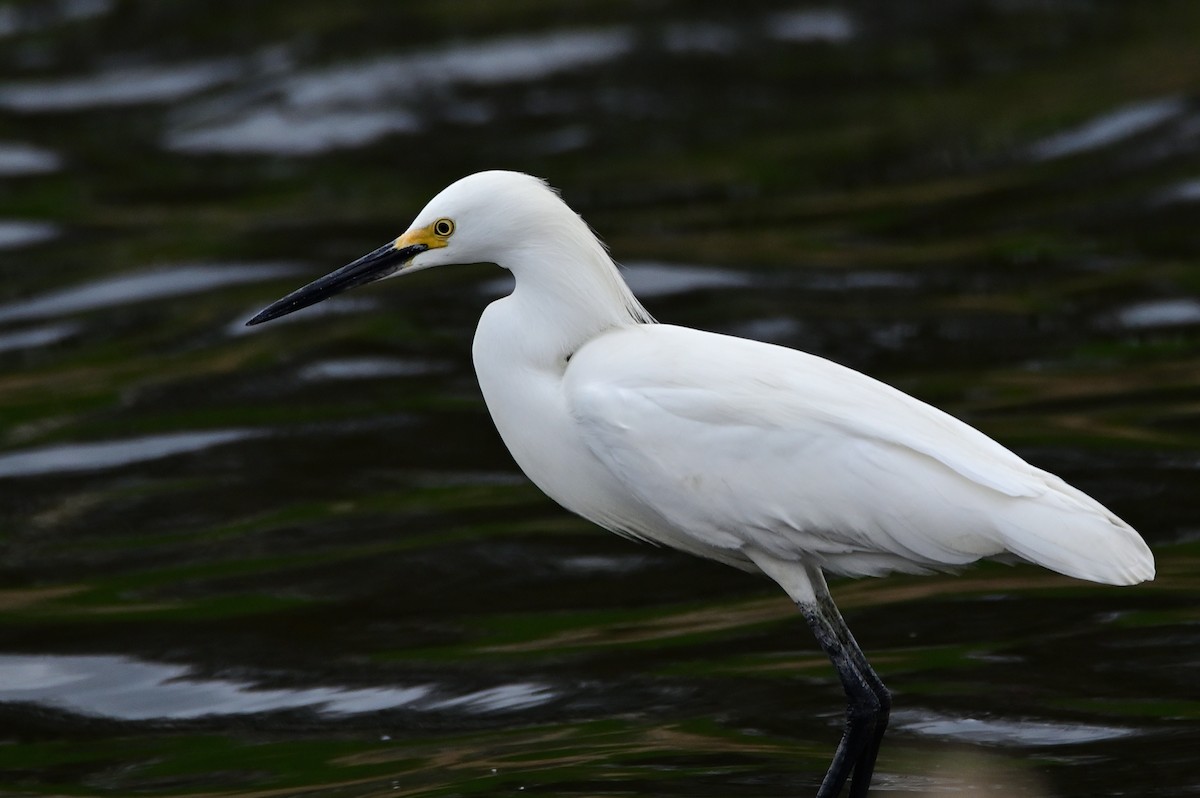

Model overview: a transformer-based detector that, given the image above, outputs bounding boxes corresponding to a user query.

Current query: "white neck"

[497,218,652,365]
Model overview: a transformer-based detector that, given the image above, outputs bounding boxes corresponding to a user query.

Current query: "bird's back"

[564,324,1155,585]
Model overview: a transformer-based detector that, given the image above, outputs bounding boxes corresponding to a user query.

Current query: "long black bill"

[246,242,429,326]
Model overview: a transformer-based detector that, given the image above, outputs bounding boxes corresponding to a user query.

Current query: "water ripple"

[0,59,242,111]
[0,220,59,249]
[0,654,555,720]
[766,8,857,43]
[166,28,634,156]
[1028,96,1187,160]
[168,106,421,156]
[298,357,450,382]
[0,262,299,323]
[0,429,260,479]
[0,141,61,176]
[893,709,1139,746]
[0,322,79,353]
[1114,298,1200,329]
[1154,177,1200,204]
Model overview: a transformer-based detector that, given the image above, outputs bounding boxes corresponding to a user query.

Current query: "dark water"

[1,1,1198,796]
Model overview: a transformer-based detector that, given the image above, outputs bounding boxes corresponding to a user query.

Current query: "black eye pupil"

[436,220,452,236]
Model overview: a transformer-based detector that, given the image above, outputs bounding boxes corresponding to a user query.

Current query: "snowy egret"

[248,171,1155,797]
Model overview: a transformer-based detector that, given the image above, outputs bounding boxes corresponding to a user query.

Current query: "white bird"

[248,170,1155,797]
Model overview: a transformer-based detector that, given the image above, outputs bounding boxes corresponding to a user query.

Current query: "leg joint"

[846,693,889,721]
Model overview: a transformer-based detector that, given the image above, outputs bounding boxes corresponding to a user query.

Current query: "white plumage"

[563,324,1151,584]
[248,169,1154,797]
[448,171,1153,589]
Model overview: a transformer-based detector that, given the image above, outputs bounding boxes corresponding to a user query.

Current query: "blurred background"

[0,1,1197,796]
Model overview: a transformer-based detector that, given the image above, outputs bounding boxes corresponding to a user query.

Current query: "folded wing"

[566,325,1154,584]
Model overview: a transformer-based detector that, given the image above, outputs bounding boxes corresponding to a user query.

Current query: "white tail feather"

[997,471,1154,585]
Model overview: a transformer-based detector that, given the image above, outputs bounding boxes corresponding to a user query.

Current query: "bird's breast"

[471,302,636,527]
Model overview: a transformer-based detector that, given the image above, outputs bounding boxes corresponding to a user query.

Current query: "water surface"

[0,2,1197,796]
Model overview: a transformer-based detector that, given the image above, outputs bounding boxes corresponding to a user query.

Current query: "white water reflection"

[558,554,655,574]
[0,220,59,249]
[0,654,554,720]
[623,262,753,297]
[166,28,633,155]
[766,8,856,43]
[0,263,299,323]
[0,59,242,111]
[893,709,1137,746]
[1028,96,1186,160]
[298,357,450,382]
[422,683,557,713]
[1155,177,1200,204]
[169,106,421,156]
[0,141,61,175]
[163,10,863,156]
[306,29,632,101]
[0,322,79,353]
[0,429,259,479]
[1115,298,1200,329]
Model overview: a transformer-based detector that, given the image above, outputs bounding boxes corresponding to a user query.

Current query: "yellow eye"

[433,218,454,237]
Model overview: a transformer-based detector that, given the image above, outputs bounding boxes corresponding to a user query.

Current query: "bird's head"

[246,170,560,326]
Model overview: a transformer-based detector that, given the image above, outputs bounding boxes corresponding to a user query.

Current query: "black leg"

[798,570,891,798]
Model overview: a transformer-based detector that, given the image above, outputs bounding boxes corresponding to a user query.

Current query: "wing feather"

[565,324,1153,583]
